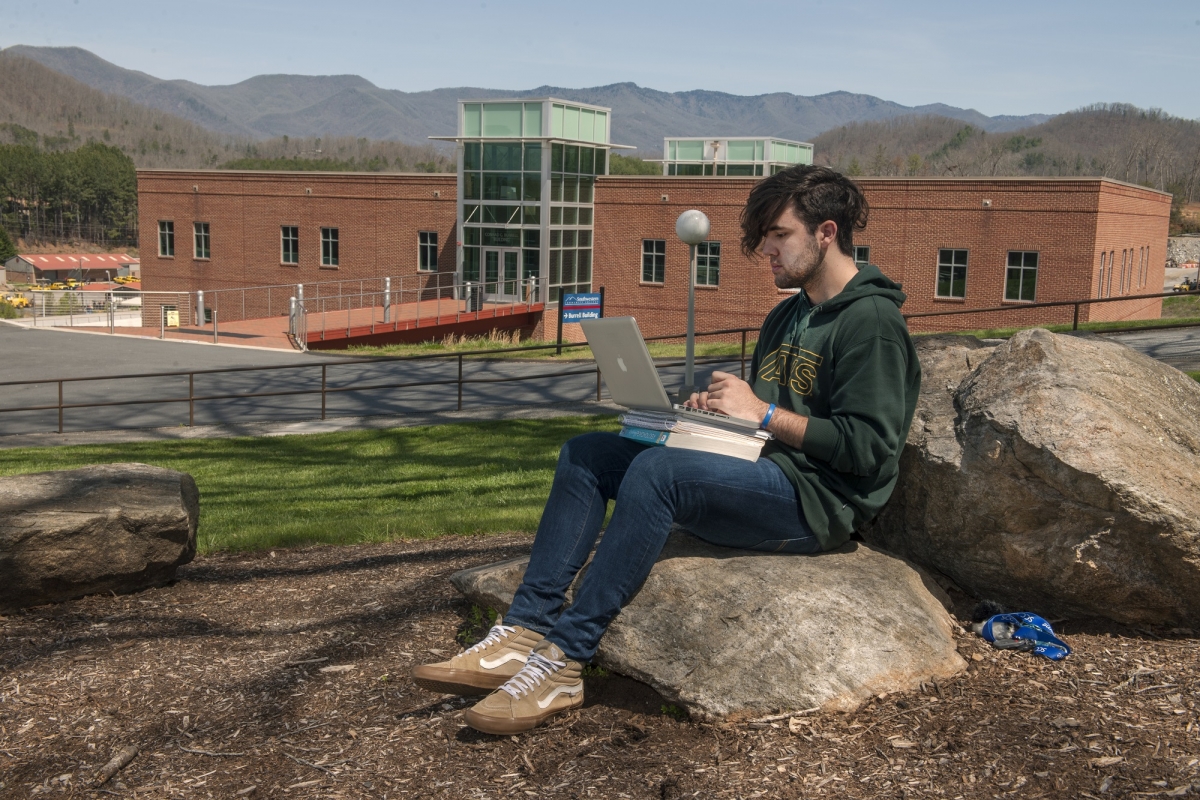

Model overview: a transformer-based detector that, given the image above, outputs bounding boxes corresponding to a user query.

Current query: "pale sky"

[2,0,1197,120]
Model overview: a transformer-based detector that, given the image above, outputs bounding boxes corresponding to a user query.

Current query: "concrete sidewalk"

[0,400,622,450]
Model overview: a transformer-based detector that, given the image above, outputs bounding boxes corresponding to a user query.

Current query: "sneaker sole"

[410,666,510,696]
[463,694,584,735]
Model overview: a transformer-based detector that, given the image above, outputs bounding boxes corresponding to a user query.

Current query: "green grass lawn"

[342,331,755,361]
[919,307,1200,340]
[0,416,620,554]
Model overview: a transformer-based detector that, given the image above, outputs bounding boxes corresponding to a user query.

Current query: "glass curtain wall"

[458,99,610,304]
[663,137,814,176]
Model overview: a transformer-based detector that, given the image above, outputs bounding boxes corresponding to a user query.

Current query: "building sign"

[561,293,603,322]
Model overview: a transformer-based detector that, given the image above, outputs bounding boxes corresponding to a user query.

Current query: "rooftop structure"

[434,98,632,304]
[662,137,813,176]
[5,253,139,283]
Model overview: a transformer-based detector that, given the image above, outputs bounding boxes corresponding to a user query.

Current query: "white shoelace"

[464,622,517,654]
[500,651,565,699]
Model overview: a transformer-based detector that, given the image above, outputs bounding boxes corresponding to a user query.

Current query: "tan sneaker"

[411,618,544,695]
[463,640,584,734]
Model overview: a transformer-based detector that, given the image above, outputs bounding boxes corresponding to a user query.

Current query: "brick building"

[137,169,458,290]
[137,169,1170,340]
[592,175,1170,337]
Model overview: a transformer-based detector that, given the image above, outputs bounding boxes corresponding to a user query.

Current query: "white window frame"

[281,226,299,265]
[158,220,174,257]
[193,222,210,260]
[418,231,438,272]
[321,227,339,267]
[641,239,665,284]
[695,241,720,287]
[1004,251,1038,303]
[935,249,968,299]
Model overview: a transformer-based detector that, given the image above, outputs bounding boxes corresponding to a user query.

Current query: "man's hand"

[684,371,769,423]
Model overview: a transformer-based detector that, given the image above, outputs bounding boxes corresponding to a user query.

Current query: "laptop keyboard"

[672,404,757,426]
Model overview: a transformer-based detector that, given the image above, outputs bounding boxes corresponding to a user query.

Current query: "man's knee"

[558,431,622,469]
[622,446,692,495]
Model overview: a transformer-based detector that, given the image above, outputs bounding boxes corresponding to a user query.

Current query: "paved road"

[0,324,745,436]
[4,322,1193,439]
[1099,327,1200,372]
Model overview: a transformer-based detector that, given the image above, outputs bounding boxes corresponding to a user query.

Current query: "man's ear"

[816,220,839,251]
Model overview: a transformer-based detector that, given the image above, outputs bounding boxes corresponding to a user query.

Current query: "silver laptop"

[580,316,761,432]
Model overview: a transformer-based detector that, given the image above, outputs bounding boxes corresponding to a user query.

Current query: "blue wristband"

[760,403,776,430]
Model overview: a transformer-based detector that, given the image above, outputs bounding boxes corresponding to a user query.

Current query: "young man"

[413,165,921,735]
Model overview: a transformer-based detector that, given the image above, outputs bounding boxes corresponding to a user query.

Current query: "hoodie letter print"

[757,344,824,396]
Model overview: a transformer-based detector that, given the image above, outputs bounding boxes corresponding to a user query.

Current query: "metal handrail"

[905,289,1179,329]
[2,285,1196,435]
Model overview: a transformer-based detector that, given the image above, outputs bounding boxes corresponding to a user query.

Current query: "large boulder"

[0,463,199,612]
[863,329,1200,626]
[453,530,966,720]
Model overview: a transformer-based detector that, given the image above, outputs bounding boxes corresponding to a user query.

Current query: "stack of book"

[618,409,773,462]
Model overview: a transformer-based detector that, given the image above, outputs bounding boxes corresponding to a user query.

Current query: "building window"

[936,249,968,298]
[853,245,870,268]
[193,222,210,260]
[281,226,299,265]
[1097,251,1106,298]
[419,231,438,271]
[321,227,339,267]
[158,221,174,257]
[642,239,665,284]
[1004,251,1038,302]
[696,241,720,286]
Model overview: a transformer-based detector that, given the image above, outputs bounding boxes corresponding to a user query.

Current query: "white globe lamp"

[675,210,710,401]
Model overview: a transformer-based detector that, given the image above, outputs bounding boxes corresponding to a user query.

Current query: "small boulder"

[863,329,1200,626]
[452,530,966,720]
[0,463,199,612]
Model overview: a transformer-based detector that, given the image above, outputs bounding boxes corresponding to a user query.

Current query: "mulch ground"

[1,534,1198,800]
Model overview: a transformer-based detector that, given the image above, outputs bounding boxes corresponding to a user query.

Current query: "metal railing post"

[740,329,747,381]
[212,310,218,344]
[321,364,327,420]
[1073,303,1080,330]
[160,306,165,339]
[289,296,297,336]
[189,373,194,427]
[384,277,391,323]
[108,291,114,334]
[197,290,204,327]
[457,354,464,411]
[58,380,64,434]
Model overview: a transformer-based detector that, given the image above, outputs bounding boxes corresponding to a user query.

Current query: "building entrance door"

[483,248,521,301]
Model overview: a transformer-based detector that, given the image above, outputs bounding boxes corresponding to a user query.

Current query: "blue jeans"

[504,432,821,662]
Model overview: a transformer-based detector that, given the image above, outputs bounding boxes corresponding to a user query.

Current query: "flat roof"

[457,97,612,113]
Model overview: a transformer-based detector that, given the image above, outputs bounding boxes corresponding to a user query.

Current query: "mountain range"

[3,45,1053,153]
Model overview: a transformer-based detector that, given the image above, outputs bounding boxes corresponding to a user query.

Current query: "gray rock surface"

[1167,237,1200,269]
[863,329,1200,626]
[0,463,199,612]
[452,531,966,720]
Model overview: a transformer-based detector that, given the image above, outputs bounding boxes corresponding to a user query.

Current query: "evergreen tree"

[0,226,16,262]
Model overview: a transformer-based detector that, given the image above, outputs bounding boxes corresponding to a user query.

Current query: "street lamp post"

[674,209,711,402]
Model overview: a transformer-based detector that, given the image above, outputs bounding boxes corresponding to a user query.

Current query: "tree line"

[0,141,137,247]
[811,104,1200,232]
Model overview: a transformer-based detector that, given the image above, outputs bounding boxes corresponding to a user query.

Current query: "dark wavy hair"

[740,165,869,257]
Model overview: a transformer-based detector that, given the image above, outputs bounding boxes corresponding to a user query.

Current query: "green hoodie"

[750,264,920,551]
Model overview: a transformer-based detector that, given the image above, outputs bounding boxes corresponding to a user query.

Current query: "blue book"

[619,426,670,446]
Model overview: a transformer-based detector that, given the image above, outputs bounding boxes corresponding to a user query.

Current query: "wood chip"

[286,779,323,789]
[95,744,138,786]
[318,664,356,673]
[1089,755,1124,767]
